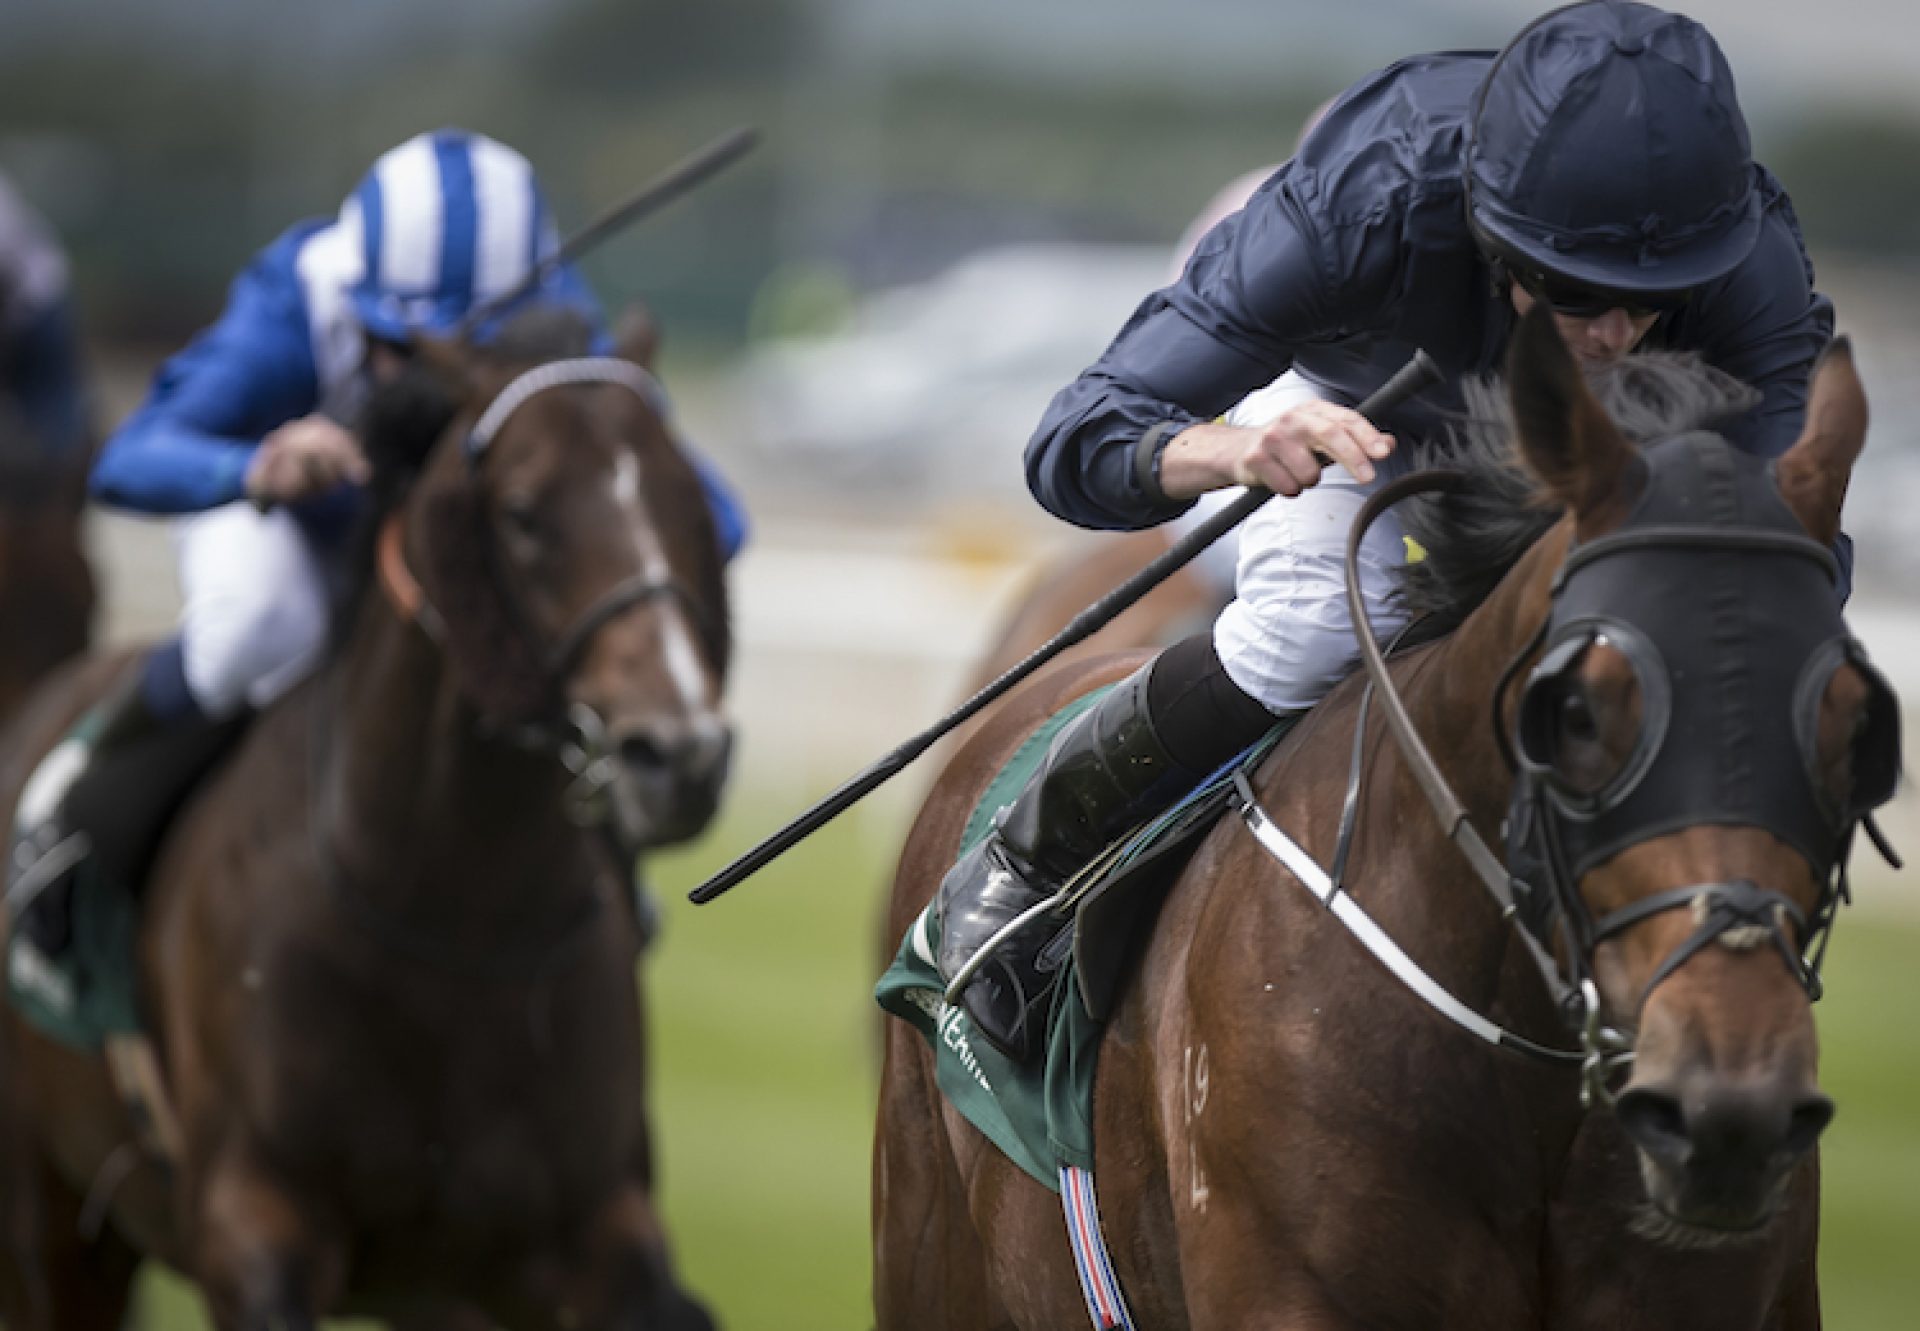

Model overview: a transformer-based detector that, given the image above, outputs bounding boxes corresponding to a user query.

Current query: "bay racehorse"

[875,307,1897,1328]
[0,309,730,1329]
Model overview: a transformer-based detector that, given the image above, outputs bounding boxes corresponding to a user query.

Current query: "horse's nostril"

[1616,1086,1691,1166]
[620,732,667,771]
[1785,1094,1835,1156]
[1622,1080,1830,1171]
[617,721,731,782]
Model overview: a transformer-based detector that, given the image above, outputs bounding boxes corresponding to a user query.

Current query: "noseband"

[1324,442,1901,1105]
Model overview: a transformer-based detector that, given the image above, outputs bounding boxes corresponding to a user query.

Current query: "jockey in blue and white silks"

[6,130,747,997]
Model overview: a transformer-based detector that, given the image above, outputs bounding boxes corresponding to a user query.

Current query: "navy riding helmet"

[1464,1,1763,305]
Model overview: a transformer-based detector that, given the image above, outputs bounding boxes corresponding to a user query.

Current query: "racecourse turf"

[132,796,1920,1329]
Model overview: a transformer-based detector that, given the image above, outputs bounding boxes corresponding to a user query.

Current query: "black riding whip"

[454,125,761,340]
[688,349,1442,905]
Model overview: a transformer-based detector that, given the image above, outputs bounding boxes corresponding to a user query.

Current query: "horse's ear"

[1775,338,1868,546]
[1508,303,1637,533]
[612,304,660,371]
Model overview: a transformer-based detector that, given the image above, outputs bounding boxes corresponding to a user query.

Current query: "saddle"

[7,706,248,1049]
[876,711,1290,1188]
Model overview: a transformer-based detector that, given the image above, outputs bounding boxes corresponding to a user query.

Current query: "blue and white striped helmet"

[340,129,562,342]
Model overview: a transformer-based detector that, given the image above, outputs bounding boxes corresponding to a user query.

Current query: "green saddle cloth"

[7,866,141,1048]
[875,687,1111,1189]
[875,689,1287,1190]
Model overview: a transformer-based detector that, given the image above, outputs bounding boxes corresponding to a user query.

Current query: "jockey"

[0,173,91,461]
[936,0,1838,1060]
[7,129,748,984]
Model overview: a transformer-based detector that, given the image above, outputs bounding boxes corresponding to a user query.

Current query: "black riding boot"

[935,634,1279,1060]
[7,654,244,984]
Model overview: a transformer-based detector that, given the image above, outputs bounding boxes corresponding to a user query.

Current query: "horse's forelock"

[1398,354,1761,627]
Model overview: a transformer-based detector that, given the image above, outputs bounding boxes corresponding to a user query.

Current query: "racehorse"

[0,422,93,722]
[875,307,1893,1329]
[0,310,730,1330]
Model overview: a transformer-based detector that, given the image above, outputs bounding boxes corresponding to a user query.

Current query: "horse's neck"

[318,593,599,925]
[1330,522,1572,1009]
[1400,523,1571,836]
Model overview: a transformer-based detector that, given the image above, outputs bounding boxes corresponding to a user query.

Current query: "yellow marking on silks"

[1403,535,1429,564]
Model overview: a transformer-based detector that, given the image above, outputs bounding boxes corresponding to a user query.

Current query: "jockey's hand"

[246,415,372,509]
[1159,401,1395,500]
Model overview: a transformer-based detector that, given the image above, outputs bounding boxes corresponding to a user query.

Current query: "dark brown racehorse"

[0,428,94,721]
[0,311,730,1330]
[876,310,1884,1328]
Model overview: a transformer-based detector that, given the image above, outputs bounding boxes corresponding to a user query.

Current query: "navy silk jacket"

[1027,52,1834,539]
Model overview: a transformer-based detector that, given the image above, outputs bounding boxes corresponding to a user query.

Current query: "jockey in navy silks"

[7,130,748,986]
[0,174,91,463]
[936,1,1841,1061]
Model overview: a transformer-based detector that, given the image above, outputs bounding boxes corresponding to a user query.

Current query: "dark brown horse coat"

[0,442,93,722]
[876,313,1872,1329]
[0,320,728,1330]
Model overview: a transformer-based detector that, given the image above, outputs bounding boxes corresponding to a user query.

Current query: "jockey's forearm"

[91,419,254,515]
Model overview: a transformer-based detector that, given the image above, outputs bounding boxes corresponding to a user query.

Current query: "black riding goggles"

[1508,263,1693,322]
[1514,621,1670,817]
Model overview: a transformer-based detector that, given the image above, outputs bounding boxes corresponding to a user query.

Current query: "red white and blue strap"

[1060,1165,1136,1330]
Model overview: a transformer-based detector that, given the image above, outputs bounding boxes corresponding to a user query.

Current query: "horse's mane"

[1395,354,1761,629]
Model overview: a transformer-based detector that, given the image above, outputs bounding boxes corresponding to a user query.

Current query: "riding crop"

[455,125,761,339]
[688,349,1442,904]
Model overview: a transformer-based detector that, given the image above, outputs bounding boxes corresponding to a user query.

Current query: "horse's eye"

[500,497,542,539]
[1559,691,1599,745]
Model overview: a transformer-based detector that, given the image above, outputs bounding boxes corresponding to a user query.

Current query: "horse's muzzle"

[1616,1073,1833,1233]
[612,714,732,846]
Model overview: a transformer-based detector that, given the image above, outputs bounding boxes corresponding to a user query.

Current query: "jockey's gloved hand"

[245,414,371,510]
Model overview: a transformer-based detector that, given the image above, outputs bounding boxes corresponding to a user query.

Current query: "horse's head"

[1502,305,1900,1240]
[374,306,732,848]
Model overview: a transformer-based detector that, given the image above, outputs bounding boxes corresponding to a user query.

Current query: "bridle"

[1316,446,1900,1106]
[378,356,720,805]
[329,355,724,975]
[464,357,723,688]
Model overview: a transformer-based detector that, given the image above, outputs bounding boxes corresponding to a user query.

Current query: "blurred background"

[4,0,1916,1326]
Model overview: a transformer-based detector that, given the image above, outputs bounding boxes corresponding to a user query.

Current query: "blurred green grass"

[133,803,1920,1329]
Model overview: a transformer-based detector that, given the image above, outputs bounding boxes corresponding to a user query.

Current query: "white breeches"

[172,503,331,717]
[1211,371,1411,714]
